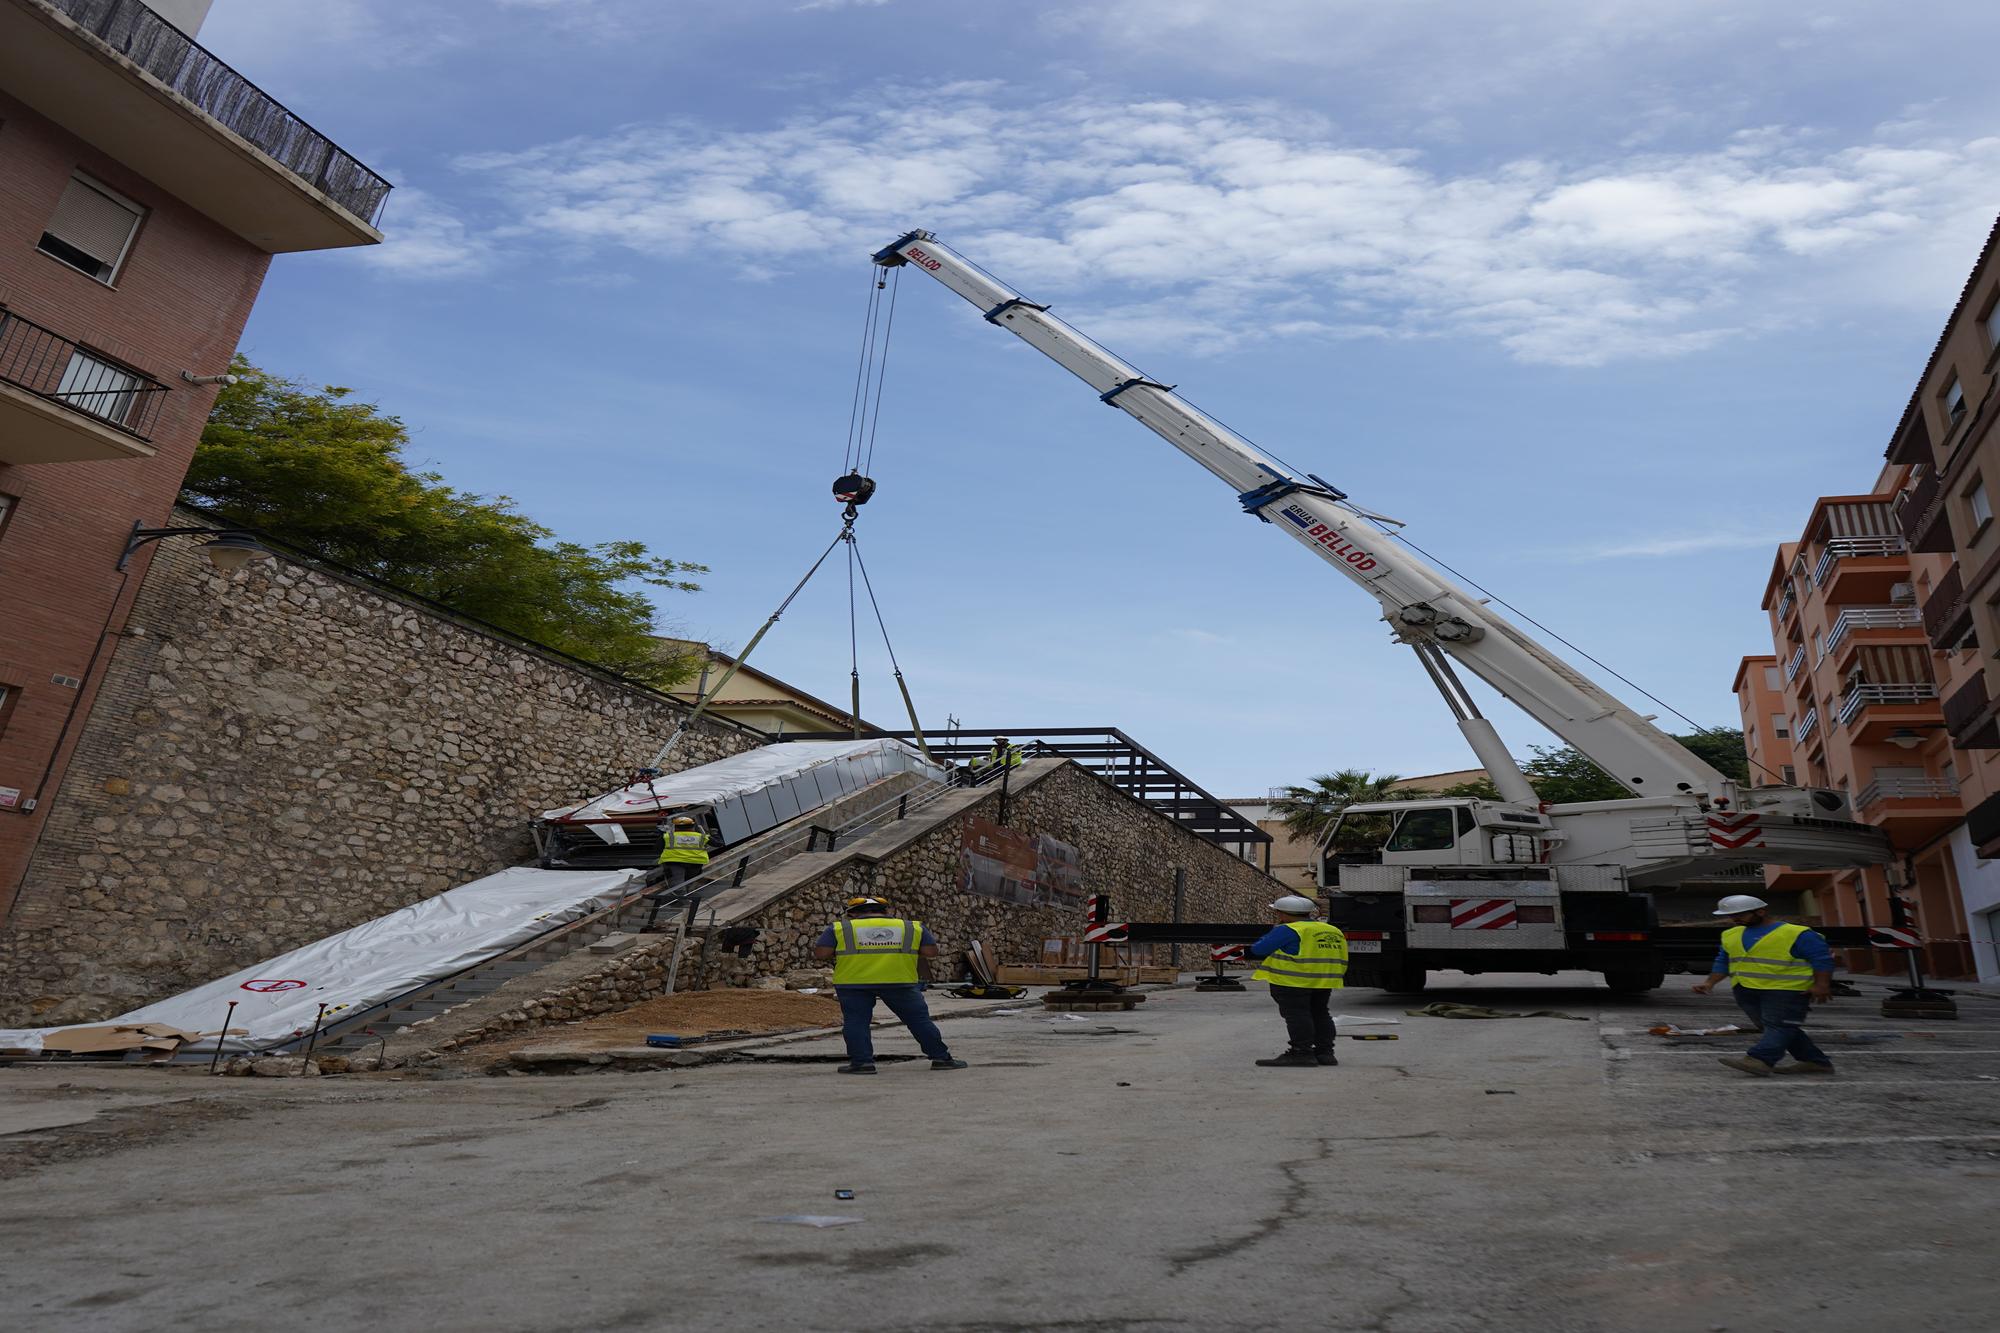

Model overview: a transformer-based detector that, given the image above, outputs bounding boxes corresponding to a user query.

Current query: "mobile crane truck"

[874,229,1892,994]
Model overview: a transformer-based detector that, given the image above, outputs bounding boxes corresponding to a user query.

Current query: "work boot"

[930,1058,969,1070]
[1256,1052,1319,1068]
[1717,1056,1773,1077]
[836,1063,877,1075]
[1315,1051,1339,1066]
[1773,1061,1837,1075]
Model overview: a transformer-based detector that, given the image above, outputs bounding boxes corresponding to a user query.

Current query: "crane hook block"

[833,473,877,506]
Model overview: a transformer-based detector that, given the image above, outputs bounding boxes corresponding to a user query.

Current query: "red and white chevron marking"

[1868,926,1921,949]
[1210,944,1246,962]
[1450,898,1518,930]
[1706,812,1766,850]
[1083,922,1129,944]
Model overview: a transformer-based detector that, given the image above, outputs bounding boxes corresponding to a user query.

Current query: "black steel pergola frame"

[792,725,1271,855]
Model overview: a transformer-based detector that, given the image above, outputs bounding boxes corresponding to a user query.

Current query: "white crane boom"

[874,231,1730,803]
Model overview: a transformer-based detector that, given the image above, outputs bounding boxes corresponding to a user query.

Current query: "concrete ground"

[3,972,1997,1333]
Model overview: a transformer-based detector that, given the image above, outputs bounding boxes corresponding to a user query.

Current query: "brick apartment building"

[1738,216,2000,982]
[0,0,387,923]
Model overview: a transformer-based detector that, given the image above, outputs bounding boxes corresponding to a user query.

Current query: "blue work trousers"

[1734,986,1831,1067]
[835,984,952,1066]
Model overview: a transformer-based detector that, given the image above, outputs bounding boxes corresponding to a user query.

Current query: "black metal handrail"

[44,0,393,226]
[0,307,168,438]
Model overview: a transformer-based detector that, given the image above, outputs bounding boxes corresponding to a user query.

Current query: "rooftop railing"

[44,0,392,225]
[0,307,168,438]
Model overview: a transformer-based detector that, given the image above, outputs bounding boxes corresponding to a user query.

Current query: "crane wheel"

[1602,967,1664,995]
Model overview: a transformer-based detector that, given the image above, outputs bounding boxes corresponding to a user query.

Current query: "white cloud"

[445,91,2000,365]
[359,188,492,278]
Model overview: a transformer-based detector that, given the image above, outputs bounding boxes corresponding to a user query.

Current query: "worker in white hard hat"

[1692,893,1837,1077]
[1241,894,1348,1068]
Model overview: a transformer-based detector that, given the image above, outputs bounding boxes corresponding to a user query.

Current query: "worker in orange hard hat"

[811,894,967,1075]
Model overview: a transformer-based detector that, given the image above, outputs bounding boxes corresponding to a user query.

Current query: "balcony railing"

[1795,707,1819,745]
[1775,584,1797,623]
[43,0,391,226]
[1812,535,1906,587]
[1824,606,1923,657]
[1837,682,1938,728]
[1855,776,1960,809]
[0,308,167,439]
[1783,643,1808,682]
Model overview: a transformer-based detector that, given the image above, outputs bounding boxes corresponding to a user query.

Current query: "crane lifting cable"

[647,261,932,773]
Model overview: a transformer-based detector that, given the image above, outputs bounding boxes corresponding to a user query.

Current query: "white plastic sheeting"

[0,866,638,1056]
[546,738,941,845]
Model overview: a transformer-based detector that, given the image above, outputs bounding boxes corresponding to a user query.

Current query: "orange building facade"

[1737,218,2000,982]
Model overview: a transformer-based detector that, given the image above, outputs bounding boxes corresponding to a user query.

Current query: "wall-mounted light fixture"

[118,521,274,573]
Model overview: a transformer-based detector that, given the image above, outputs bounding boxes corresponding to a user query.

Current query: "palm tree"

[1269,769,1417,844]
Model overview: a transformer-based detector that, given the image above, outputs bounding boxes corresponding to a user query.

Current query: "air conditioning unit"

[1891,582,1915,605]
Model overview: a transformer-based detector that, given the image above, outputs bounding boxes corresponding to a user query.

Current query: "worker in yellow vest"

[1243,894,1348,1067]
[811,895,968,1075]
[655,814,710,891]
[1692,893,1836,1076]
[976,737,1024,777]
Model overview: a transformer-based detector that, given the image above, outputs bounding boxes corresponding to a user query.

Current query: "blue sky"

[202,0,2000,797]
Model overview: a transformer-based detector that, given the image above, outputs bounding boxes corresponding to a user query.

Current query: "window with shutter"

[38,175,145,283]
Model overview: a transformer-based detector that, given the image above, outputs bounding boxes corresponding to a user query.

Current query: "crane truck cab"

[1319,798,1556,880]
[1316,798,1665,995]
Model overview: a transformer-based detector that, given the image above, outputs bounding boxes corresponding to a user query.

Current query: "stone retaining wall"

[430,760,1279,1051]
[0,519,760,1025]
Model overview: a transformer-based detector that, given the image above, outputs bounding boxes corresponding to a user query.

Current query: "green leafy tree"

[1270,769,1425,850]
[1521,727,1749,804]
[185,359,706,686]
[1360,729,1753,807]
[1398,729,1751,806]
[1424,775,1504,800]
